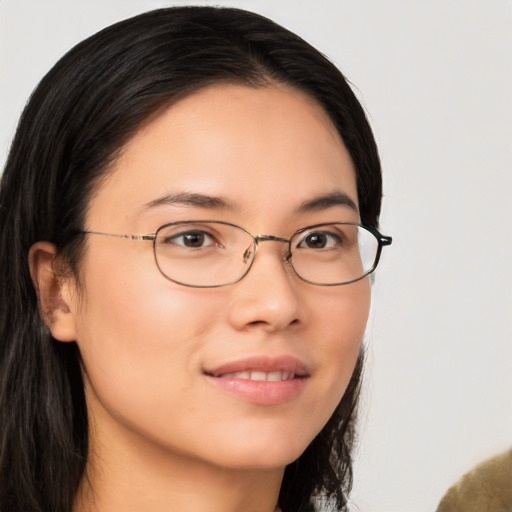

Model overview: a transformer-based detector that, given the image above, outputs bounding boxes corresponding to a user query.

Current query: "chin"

[216,451,303,472]
[206,430,314,471]
[193,399,340,472]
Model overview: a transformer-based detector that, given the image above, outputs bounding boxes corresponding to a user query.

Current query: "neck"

[74,406,283,512]
[75,461,282,512]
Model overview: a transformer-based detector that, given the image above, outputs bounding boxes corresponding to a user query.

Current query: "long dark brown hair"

[0,7,381,512]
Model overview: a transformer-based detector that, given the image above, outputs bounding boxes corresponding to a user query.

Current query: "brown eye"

[167,230,215,248]
[298,231,340,250]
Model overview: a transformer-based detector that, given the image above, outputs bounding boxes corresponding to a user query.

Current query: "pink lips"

[204,356,310,405]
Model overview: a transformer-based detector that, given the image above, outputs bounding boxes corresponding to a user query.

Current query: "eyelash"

[296,231,343,250]
[162,230,219,248]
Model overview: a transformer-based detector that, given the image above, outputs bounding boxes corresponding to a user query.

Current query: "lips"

[204,356,310,405]
[204,355,309,378]
[217,370,295,381]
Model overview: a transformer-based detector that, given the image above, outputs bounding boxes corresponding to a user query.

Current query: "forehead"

[86,84,358,230]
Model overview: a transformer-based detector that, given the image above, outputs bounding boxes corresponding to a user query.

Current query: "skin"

[30,84,371,512]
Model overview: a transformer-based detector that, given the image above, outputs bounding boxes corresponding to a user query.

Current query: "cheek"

[72,247,223,421]
[317,277,370,351]
[310,278,370,409]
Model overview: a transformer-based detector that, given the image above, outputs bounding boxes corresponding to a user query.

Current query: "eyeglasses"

[83,220,392,288]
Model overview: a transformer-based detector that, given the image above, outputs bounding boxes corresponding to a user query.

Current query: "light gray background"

[1,1,511,511]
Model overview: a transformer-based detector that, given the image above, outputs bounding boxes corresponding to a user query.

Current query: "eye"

[297,231,341,250]
[165,230,217,248]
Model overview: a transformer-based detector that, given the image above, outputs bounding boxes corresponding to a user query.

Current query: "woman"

[0,6,391,512]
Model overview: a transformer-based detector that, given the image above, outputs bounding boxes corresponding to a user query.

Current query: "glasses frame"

[83,220,392,288]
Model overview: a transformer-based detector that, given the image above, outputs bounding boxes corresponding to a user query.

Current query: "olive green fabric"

[437,448,512,512]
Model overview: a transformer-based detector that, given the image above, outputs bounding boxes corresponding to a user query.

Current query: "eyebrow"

[144,190,357,214]
[145,192,236,210]
[295,191,358,214]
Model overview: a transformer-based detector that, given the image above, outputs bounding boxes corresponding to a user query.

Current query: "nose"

[227,241,307,332]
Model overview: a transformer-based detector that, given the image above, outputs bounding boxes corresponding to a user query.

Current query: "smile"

[217,371,296,381]
[204,356,310,405]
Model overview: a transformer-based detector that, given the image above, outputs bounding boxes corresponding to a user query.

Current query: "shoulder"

[436,448,512,512]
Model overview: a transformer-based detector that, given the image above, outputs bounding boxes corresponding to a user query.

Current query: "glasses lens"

[154,221,255,287]
[290,224,379,285]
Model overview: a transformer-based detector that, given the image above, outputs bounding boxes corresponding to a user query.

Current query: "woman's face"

[65,84,370,471]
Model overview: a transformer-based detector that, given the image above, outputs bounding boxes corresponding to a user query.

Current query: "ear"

[28,241,78,342]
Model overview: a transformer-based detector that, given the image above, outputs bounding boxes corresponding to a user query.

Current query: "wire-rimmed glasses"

[84,220,392,288]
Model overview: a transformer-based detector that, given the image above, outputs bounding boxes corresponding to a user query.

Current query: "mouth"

[210,370,299,381]
[203,356,310,405]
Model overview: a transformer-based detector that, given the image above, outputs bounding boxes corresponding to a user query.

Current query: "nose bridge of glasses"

[255,234,289,244]
[254,234,291,259]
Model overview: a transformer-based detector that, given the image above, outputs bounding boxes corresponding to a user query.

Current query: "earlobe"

[28,241,78,342]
